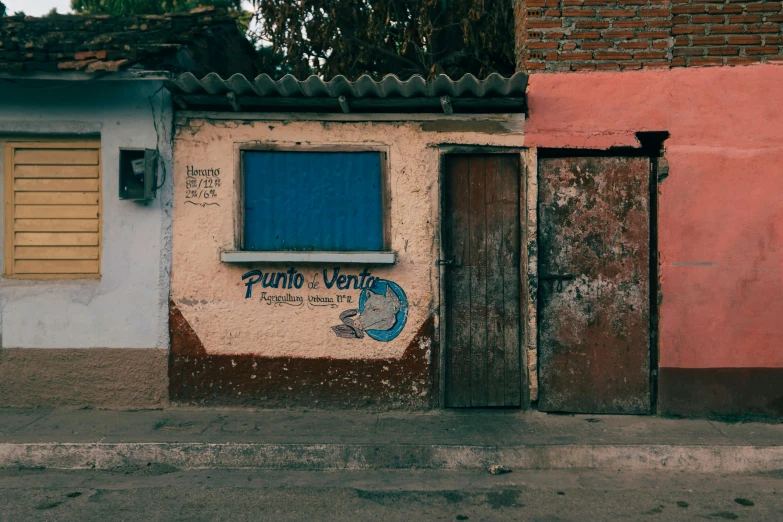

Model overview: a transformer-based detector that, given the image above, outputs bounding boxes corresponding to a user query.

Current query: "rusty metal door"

[538,156,651,414]
[443,154,523,408]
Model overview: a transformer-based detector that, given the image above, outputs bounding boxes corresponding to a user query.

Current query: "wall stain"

[169,301,436,409]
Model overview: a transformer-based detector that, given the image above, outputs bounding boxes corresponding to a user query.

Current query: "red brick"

[620,62,643,69]
[594,51,634,59]
[613,20,648,28]
[728,15,763,23]
[575,21,611,28]
[673,47,707,56]
[634,51,668,58]
[558,52,594,60]
[618,0,648,5]
[599,9,637,17]
[571,63,598,71]
[766,36,783,44]
[671,57,687,66]
[595,63,621,70]
[745,2,783,12]
[602,30,637,38]
[672,5,707,14]
[745,45,781,54]
[640,9,671,17]
[562,9,597,16]
[692,36,727,45]
[690,57,724,66]
[726,57,763,65]
[619,41,653,49]
[672,25,704,35]
[746,24,780,33]
[527,0,547,6]
[85,59,129,72]
[707,46,740,55]
[649,0,670,4]
[640,30,675,38]
[691,15,727,23]
[706,5,743,13]
[647,20,673,27]
[643,61,672,68]
[767,15,783,22]
[563,0,584,5]
[726,35,763,45]
[672,15,691,24]
[527,41,560,49]
[567,31,601,39]
[674,36,690,45]
[544,32,567,39]
[528,20,563,29]
[583,0,616,5]
[563,42,578,50]
[652,40,670,49]
[582,41,615,49]
[526,62,547,70]
[707,24,744,34]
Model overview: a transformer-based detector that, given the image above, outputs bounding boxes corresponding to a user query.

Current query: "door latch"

[437,258,462,267]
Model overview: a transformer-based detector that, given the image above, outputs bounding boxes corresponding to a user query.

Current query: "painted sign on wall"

[242,267,408,342]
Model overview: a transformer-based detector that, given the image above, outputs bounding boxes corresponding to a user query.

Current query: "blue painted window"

[243,151,384,251]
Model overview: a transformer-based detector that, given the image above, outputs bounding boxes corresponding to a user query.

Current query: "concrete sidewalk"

[1,408,781,473]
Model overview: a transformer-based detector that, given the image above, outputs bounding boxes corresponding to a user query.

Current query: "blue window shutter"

[243,151,384,251]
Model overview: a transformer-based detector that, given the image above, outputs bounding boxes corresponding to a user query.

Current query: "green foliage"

[70,0,243,16]
[251,0,516,80]
[0,1,6,17]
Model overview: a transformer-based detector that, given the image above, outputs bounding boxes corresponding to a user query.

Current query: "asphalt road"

[1,467,781,521]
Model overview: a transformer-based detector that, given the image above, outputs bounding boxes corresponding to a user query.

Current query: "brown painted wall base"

[658,367,783,419]
[169,302,437,409]
[0,348,168,408]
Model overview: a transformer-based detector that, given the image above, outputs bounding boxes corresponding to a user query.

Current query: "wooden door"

[538,156,652,414]
[443,154,522,408]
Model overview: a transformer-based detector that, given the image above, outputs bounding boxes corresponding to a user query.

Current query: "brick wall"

[672,1,783,66]
[516,0,783,71]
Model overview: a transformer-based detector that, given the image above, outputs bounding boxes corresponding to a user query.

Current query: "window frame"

[2,139,102,280]
[225,142,394,265]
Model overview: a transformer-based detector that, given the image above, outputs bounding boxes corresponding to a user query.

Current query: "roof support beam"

[440,96,453,116]
[338,95,350,114]
[227,92,241,112]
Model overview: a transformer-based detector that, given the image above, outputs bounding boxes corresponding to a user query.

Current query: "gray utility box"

[119,148,157,200]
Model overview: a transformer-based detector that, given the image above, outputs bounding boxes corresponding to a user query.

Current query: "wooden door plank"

[14,149,99,165]
[501,155,522,406]
[15,232,100,246]
[14,165,99,178]
[468,156,489,407]
[484,156,507,407]
[15,246,100,260]
[14,219,100,232]
[14,259,100,274]
[14,179,99,192]
[15,192,101,205]
[14,205,99,219]
[444,156,473,408]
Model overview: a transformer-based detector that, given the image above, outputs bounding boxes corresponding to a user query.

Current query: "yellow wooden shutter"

[3,141,101,279]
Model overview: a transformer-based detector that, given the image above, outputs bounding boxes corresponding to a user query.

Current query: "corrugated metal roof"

[165,72,528,114]
[166,71,528,98]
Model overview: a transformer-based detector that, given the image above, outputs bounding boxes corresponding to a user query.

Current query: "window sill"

[220,251,396,264]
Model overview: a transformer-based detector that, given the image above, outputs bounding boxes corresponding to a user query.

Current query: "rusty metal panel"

[538,156,651,414]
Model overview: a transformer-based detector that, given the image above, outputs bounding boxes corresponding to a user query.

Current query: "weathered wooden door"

[443,154,522,408]
[538,156,651,414]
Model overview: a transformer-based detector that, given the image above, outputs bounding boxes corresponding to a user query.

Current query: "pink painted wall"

[525,64,783,369]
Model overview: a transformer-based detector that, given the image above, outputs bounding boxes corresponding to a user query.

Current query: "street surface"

[1,467,781,521]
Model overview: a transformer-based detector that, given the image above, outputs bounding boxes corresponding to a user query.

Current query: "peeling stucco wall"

[171,115,526,406]
[0,80,173,351]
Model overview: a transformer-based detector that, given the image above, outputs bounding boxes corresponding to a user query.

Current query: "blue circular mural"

[358,279,409,342]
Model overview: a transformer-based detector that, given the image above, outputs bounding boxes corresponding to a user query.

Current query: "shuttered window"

[243,151,385,251]
[3,141,101,279]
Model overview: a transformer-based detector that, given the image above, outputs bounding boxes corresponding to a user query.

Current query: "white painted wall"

[0,80,173,349]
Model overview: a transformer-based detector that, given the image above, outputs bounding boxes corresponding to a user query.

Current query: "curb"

[2,443,783,473]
